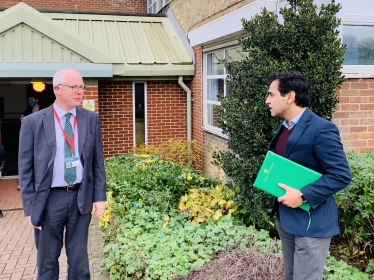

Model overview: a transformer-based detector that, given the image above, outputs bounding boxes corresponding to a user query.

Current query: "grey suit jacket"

[18,105,107,226]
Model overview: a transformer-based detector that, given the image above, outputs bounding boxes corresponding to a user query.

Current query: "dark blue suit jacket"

[18,105,107,226]
[269,108,351,237]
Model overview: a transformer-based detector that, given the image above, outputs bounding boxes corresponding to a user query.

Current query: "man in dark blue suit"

[19,69,107,279]
[265,71,351,280]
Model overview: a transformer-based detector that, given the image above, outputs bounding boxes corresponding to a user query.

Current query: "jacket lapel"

[269,122,284,151]
[76,107,86,158]
[283,108,312,158]
[43,106,56,155]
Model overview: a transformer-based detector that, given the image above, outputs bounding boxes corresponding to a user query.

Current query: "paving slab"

[0,178,109,280]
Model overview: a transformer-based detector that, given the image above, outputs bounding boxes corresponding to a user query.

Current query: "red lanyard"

[53,107,77,154]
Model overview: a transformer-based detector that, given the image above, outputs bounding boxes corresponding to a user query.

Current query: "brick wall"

[332,78,374,153]
[169,0,255,33]
[99,81,133,158]
[1,0,147,13]
[204,131,228,180]
[147,81,187,144]
[83,79,99,114]
[99,80,188,158]
[191,46,204,171]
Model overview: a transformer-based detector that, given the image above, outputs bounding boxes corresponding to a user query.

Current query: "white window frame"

[132,82,148,147]
[203,44,245,137]
[338,5,374,77]
[147,0,169,14]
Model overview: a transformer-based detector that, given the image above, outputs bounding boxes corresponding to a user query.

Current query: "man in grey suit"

[19,69,107,279]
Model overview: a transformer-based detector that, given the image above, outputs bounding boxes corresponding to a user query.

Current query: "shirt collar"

[282,108,306,130]
[53,102,77,119]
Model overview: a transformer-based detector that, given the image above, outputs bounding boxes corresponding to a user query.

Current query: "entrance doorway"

[0,82,55,177]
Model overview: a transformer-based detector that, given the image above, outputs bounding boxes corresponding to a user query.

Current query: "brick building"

[0,1,194,176]
[1,0,373,179]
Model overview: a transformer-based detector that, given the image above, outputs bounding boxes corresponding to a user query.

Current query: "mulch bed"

[176,245,284,280]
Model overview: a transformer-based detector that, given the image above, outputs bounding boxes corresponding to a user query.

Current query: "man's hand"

[27,216,42,231]
[91,202,105,219]
[277,183,303,208]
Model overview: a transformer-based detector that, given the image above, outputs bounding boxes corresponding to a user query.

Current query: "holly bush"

[213,0,346,231]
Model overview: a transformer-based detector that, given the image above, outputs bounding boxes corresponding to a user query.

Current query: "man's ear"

[287,91,296,104]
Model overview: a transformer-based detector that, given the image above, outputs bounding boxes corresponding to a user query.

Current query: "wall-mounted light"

[31,82,45,92]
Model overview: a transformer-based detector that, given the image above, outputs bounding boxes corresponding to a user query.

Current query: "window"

[133,83,147,147]
[147,0,169,14]
[204,46,246,134]
[343,25,374,65]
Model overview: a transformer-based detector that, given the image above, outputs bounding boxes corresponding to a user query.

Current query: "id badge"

[65,156,81,169]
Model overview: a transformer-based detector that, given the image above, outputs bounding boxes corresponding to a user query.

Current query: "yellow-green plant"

[179,184,245,223]
[132,138,202,169]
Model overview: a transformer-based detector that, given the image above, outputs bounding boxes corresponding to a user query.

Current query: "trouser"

[277,218,331,280]
[34,188,92,280]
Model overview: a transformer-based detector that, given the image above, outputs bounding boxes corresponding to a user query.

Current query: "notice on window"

[83,100,95,111]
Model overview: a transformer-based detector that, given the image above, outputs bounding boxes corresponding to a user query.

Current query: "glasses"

[58,84,86,92]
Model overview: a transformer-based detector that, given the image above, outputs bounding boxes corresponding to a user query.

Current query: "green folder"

[253,151,322,212]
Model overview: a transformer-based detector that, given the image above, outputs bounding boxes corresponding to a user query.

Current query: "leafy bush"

[213,0,346,232]
[132,138,202,169]
[179,184,246,223]
[104,154,220,212]
[334,151,374,269]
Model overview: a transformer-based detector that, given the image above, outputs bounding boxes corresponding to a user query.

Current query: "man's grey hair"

[52,69,81,94]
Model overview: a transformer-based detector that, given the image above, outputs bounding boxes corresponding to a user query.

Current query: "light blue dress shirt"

[51,103,83,187]
[282,108,306,130]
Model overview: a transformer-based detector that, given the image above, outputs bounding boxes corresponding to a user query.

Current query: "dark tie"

[64,113,77,185]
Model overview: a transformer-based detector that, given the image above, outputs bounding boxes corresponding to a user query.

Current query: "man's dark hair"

[268,71,310,107]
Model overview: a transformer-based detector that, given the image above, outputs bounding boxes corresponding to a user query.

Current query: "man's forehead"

[269,80,280,91]
[65,71,83,81]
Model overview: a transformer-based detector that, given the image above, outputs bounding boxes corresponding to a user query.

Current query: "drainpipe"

[178,76,192,165]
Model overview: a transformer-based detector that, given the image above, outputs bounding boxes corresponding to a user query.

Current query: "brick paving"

[0,178,109,280]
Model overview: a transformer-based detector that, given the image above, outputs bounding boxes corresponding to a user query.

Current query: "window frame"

[339,16,374,76]
[203,44,245,137]
[147,0,169,14]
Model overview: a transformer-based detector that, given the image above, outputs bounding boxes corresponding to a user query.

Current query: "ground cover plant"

[100,153,269,279]
[100,152,372,279]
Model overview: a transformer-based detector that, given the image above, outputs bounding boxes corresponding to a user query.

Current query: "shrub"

[213,0,346,232]
[178,184,246,223]
[132,138,202,169]
[104,154,220,213]
[334,151,374,270]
